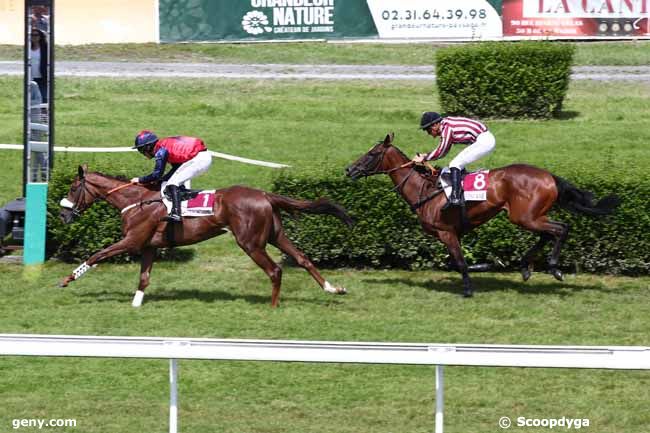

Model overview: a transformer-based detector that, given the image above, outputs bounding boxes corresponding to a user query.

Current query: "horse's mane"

[390,143,410,161]
[387,143,439,183]
[94,171,129,182]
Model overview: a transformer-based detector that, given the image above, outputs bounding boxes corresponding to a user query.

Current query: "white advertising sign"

[524,0,649,19]
[366,0,503,39]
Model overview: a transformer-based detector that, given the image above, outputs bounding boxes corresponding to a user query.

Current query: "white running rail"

[0,144,290,168]
[1,334,649,433]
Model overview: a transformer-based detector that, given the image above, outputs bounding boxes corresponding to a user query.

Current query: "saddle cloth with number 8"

[439,168,490,201]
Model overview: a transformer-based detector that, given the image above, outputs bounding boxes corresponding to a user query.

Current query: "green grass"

[0,40,649,65]
[1,254,649,432]
[1,62,649,432]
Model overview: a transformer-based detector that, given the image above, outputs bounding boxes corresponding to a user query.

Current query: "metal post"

[169,359,178,433]
[435,365,444,433]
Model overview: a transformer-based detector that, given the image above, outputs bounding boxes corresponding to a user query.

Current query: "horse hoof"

[521,269,531,282]
[551,269,564,281]
[336,287,347,295]
[463,290,473,298]
[59,282,67,288]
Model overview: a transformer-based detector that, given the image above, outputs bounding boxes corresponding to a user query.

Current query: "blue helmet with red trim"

[133,130,158,149]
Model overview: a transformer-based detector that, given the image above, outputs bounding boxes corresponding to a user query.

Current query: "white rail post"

[435,365,444,433]
[170,359,178,433]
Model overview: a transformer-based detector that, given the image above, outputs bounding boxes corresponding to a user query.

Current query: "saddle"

[437,168,467,188]
[163,185,201,202]
[160,184,217,218]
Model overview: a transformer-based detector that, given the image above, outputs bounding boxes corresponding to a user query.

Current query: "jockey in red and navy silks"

[413,112,496,208]
[131,130,212,222]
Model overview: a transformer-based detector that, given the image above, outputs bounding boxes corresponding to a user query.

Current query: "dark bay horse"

[58,165,353,307]
[345,134,620,297]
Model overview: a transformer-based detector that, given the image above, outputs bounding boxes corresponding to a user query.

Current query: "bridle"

[353,143,443,210]
[63,178,136,217]
[354,143,417,191]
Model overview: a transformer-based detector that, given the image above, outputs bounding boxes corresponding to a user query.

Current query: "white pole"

[170,359,178,433]
[435,365,444,433]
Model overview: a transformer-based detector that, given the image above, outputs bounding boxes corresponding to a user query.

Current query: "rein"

[383,161,443,209]
[106,182,133,196]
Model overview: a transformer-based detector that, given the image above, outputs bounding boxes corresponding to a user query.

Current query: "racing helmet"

[133,130,158,151]
[419,112,442,130]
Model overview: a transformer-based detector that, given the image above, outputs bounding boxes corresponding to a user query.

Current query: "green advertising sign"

[160,0,378,42]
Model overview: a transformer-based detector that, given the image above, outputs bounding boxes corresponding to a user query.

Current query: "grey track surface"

[1,61,649,81]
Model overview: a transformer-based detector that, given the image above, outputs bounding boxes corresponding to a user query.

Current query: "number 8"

[473,173,486,190]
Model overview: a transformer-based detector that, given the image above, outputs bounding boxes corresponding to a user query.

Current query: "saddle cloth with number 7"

[439,168,490,201]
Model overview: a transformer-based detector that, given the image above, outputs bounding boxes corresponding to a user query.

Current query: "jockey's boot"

[443,167,464,210]
[164,185,182,223]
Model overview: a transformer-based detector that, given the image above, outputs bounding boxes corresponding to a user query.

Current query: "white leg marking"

[324,281,347,294]
[132,290,145,308]
[72,261,91,280]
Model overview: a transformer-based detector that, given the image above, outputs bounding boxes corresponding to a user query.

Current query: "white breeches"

[449,131,496,170]
[166,151,212,188]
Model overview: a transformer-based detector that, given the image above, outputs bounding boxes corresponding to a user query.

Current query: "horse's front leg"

[437,231,473,297]
[132,247,156,307]
[59,237,142,287]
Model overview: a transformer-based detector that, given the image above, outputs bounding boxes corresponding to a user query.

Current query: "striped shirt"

[425,116,488,161]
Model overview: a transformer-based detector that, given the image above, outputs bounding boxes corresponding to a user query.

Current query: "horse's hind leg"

[244,247,283,308]
[520,233,553,281]
[513,215,569,281]
[547,222,570,281]
[132,247,156,308]
[271,229,346,295]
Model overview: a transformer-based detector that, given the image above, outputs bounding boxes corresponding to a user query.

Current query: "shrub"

[436,42,575,119]
[271,167,649,276]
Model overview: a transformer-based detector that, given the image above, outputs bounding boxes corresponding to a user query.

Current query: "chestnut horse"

[345,134,620,297]
[58,165,353,307]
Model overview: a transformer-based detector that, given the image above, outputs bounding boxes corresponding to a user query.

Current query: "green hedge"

[436,42,575,119]
[271,168,649,276]
[47,157,649,275]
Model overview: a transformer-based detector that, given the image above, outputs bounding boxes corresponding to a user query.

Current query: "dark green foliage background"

[436,42,575,119]
[272,167,649,276]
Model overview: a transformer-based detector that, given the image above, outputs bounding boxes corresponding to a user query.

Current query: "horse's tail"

[266,193,354,227]
[553,176,621,216]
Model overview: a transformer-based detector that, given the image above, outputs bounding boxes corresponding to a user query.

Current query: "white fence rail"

[1,334,649,433]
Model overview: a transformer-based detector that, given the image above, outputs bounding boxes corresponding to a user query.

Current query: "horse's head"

[59,164,97,224]
[345,133,396,181]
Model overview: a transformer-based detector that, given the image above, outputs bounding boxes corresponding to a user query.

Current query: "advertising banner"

[365,0,503,39]
[159,0,504,42]
[503,0,650,38]
[159,0,377,42]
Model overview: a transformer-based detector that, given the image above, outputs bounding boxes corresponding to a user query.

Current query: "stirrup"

[163,213,182,223]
